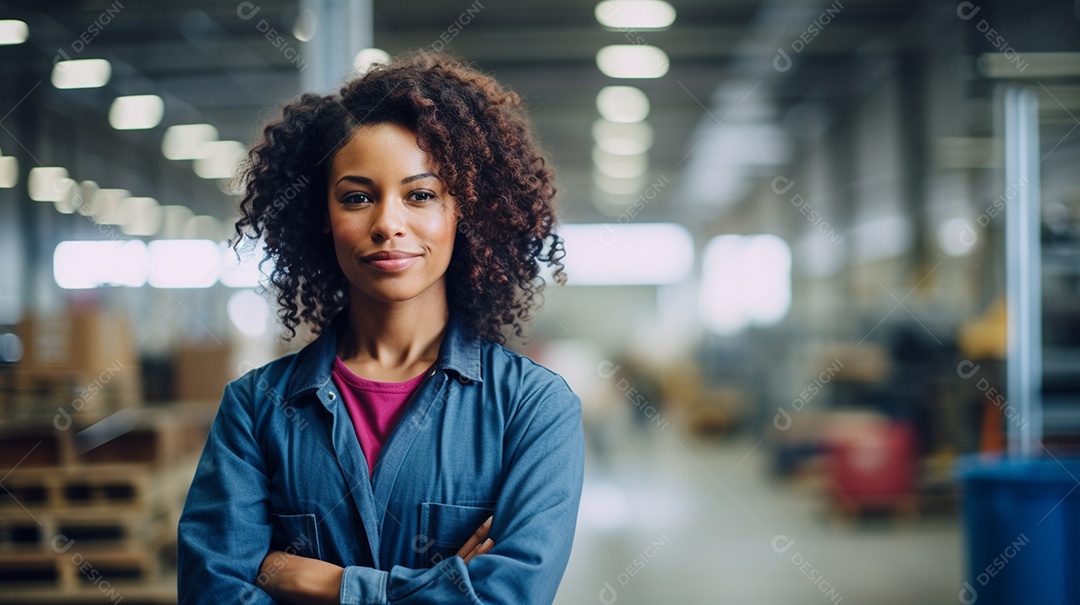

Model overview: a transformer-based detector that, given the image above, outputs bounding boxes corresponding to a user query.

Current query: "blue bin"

[956,455,1080,605]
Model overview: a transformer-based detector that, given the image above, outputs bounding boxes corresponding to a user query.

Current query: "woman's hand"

[257,550,343,605]
[255,516,492,604]
[455,516,495,564]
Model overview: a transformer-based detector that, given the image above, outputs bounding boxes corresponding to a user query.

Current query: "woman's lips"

[358,250,416,272]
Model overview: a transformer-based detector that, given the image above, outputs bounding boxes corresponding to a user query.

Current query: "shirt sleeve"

[178,377,277,605]
[339,384,586,605]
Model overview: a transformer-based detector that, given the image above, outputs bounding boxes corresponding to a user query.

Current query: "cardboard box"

[173,343,233,402]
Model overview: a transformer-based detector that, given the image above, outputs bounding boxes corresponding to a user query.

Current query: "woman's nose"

[370,199,406,240]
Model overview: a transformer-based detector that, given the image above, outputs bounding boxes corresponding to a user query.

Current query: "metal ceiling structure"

[0,0,934,229]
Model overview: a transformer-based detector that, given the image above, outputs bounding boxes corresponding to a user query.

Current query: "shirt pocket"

[269,512,323,560]
[417,502,495,568]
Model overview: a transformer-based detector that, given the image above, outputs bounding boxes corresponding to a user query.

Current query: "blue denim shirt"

[178,312,585,604]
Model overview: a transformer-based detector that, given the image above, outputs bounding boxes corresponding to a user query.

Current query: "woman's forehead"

[329,123,437,180]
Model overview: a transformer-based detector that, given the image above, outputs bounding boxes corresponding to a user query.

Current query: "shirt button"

[328,392,336,400]
[458,375,469,384]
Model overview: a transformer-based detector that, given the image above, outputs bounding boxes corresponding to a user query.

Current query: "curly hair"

[232,52,566,343]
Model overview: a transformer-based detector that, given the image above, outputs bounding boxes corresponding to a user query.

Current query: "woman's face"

[326,122,458,306]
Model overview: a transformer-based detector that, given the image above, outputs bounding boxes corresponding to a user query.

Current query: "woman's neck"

[336,286,449,382]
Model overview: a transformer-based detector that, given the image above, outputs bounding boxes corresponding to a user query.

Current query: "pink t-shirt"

[330,356,429,476]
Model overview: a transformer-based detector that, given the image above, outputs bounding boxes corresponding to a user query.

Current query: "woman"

[178,52,585,605]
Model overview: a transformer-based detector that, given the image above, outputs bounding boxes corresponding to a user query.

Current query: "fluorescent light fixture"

[354,48,390,74]
[119,197,163,236]
[86,188,130,224]
[162,124,219,160]
[109,95,165,130]
[0,156,18,188]
[51,58,111,89]
[592,146,647,179]
[148,239,221,288]
[293,8,317,42]
[53,178,80,214]
[699,234,791,335]
[228,290,271,336]
[597,86,650,123]
[596,45,669,79]
[160,205,194,238]
[184,214,223,241]
[595,0,676,29]
[54,240,149,288]
[77,181,99,214]
[220,239,268,288]
[557,223,693,285]
[592,168,645,195]
[194,140,245,179]
[0,20,28,45]
[593,119,653,155]
[28,166,70,202]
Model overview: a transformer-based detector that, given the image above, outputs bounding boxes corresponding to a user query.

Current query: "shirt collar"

[286,310,484,399]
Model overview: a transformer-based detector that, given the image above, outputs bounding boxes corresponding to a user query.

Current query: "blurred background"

[0,0,1078,603]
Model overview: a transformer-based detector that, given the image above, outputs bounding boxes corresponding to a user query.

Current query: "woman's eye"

[409,191,436,202]
[342,192,371,205]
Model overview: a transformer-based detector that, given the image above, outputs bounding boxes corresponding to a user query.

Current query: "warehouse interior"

[0,0,1078,603]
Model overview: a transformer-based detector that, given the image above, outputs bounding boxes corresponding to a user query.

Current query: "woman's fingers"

[462,538,494,565]
[455,516,493,559]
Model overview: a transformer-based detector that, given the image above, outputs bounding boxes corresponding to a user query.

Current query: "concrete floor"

[554,426,962,605]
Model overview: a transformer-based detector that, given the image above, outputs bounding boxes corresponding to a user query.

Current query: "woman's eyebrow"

[401,172,437,184]
[335,172,437,187]
[336,175,374,187]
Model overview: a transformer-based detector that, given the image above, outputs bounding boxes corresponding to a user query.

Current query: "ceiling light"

[699,234,791,335]
[53,178,79,214]
[354,48,390,74]
[162,124,219,160]
[184,214,223,241]
[597,86,650,123]
[28,167,70,201]
[54,240,148,289]
[597,45,669,79]
[160,205,194,238]
[593,119,654,155]
[109,95,165,130]
[194,140,246,179]
[0,156,18,188]
[119,197,163,236]
[592,146,648,179]
[0,20,28,45]
[592,168,646,195]
[293,8,317,42]
[595,1,676,30]
[228,290,271,336]
[87,188,130,224]
[77,181,99,215]
[556,222,693,285]
[51,58,111,89]
[148,240,221,288]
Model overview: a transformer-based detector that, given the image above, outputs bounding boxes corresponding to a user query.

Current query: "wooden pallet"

[1,365,141,423]
[0,574,177,604]
[0,456,198,514]
[0,542,170,594]
[0,402,214,468]
[0,505,178,553]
